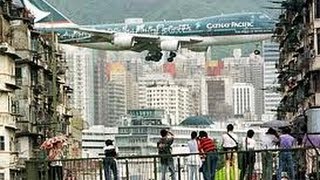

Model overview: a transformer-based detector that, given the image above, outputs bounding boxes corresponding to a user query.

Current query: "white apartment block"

[64,45,95,125]
[0,45,18,179]
[145,82,192,125]
[138,74,174,109]
[263,42,282,120]
[232,83,256,117]
[82,126,118,157]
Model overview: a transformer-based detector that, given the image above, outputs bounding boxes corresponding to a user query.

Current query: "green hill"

[46,0,276,24]
[46,0,279,58]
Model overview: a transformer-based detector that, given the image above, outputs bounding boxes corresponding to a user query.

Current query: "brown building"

[274,0,320,130]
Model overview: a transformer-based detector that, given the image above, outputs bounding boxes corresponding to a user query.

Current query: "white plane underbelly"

[72,33,271,51]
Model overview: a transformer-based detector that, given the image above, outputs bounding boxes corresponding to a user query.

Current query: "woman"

[240,129,256,180]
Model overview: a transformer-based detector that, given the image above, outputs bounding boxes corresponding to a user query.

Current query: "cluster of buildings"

[273,0,320,133]
[0,1,72,179]
[7,0,320,178]
[67,43,282,126]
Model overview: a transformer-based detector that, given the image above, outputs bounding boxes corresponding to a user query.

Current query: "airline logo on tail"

[23,0,50,22]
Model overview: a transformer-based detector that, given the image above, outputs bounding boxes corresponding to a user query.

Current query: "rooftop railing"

[26,147,320,180]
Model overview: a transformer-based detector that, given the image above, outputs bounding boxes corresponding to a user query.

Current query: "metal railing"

[25,147,320,180]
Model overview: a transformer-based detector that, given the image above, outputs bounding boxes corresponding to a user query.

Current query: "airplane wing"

[73,27,203,52]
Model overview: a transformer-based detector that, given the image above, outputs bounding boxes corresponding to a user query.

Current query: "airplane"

[25,0,275,62]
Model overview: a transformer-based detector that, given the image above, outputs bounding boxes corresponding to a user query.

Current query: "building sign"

[128,109,164,118]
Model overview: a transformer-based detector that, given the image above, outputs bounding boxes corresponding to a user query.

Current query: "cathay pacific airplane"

[26,0,275,62]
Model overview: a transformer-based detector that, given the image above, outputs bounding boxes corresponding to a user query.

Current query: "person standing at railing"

[221,124,239,180]
[187,131,201,180]
[277,127,295,180]
[240,129,256,180]
[302,129,320,179]
[198,131,218,180]
[261,128,279,180]
[157,129,176,180]
[103,139,119,180]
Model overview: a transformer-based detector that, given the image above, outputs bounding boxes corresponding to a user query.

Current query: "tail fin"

[23,0,74,25]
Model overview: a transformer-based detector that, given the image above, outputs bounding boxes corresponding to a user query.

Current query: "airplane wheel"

[152,55,161,62]
[169,51,176,58]
[167,57,174,62]
[254,49,260,55]
[145,56,152,61]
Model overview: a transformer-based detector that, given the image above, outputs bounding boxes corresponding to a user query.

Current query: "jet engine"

[113,35,134,48]
[160,40,180,51]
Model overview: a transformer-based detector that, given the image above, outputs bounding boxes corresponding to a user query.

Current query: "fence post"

[125,159,129,180]
[100,159,103,180]
[177,156,181,180]
[153,157,157,180]
[26,161,38,180]
[317,154,320,180]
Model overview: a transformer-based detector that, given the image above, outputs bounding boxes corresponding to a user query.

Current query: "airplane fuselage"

[37,12,275,51]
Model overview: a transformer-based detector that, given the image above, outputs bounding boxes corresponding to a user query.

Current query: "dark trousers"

[49,166,63,180]
[104,157,118,180]
[240,151,255,180]
[201,152,218,180]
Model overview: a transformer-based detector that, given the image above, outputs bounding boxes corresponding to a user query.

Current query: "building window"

[15,67,22,78]
[0,136,4,150]
[317,0,320,18]
[0,173,4,180]
[317,29,320,55]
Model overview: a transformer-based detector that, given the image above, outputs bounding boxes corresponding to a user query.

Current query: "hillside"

[46,0,275,24]
[46,0,279,58]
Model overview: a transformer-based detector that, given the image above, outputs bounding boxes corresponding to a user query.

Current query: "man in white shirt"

[221,124,239,180]
[187,131,201,180]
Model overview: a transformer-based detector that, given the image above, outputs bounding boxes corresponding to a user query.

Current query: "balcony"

[310,57,320,71]
[0,113,16,130]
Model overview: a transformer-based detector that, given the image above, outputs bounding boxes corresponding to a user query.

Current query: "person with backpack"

[157,129,176,180]
[221,124,239,180]
[104,139,119,180]
[198,131,218,180]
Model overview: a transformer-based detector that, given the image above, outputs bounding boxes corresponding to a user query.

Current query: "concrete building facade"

[64,45,94,125]
[223,50,264,119]
[206,76,233,120]
[262,42,282,120]
[232,83,256,117]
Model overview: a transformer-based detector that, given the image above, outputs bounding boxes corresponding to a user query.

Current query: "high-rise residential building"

[105,62,138,126]
[173,49,206,78]
[64,45,95,125]
[139,75,192,125]
[223,49,264,119]
[175,76,205,116]
[106,62,127,126]
[92,51,109,125]
[206,76,233,120]
[232,83,255,117]
[262,42,282,121]
[138,74,174,109]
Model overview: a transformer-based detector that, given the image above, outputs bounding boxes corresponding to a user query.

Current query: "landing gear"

[167,51,176,62]
[145,51,163,62]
